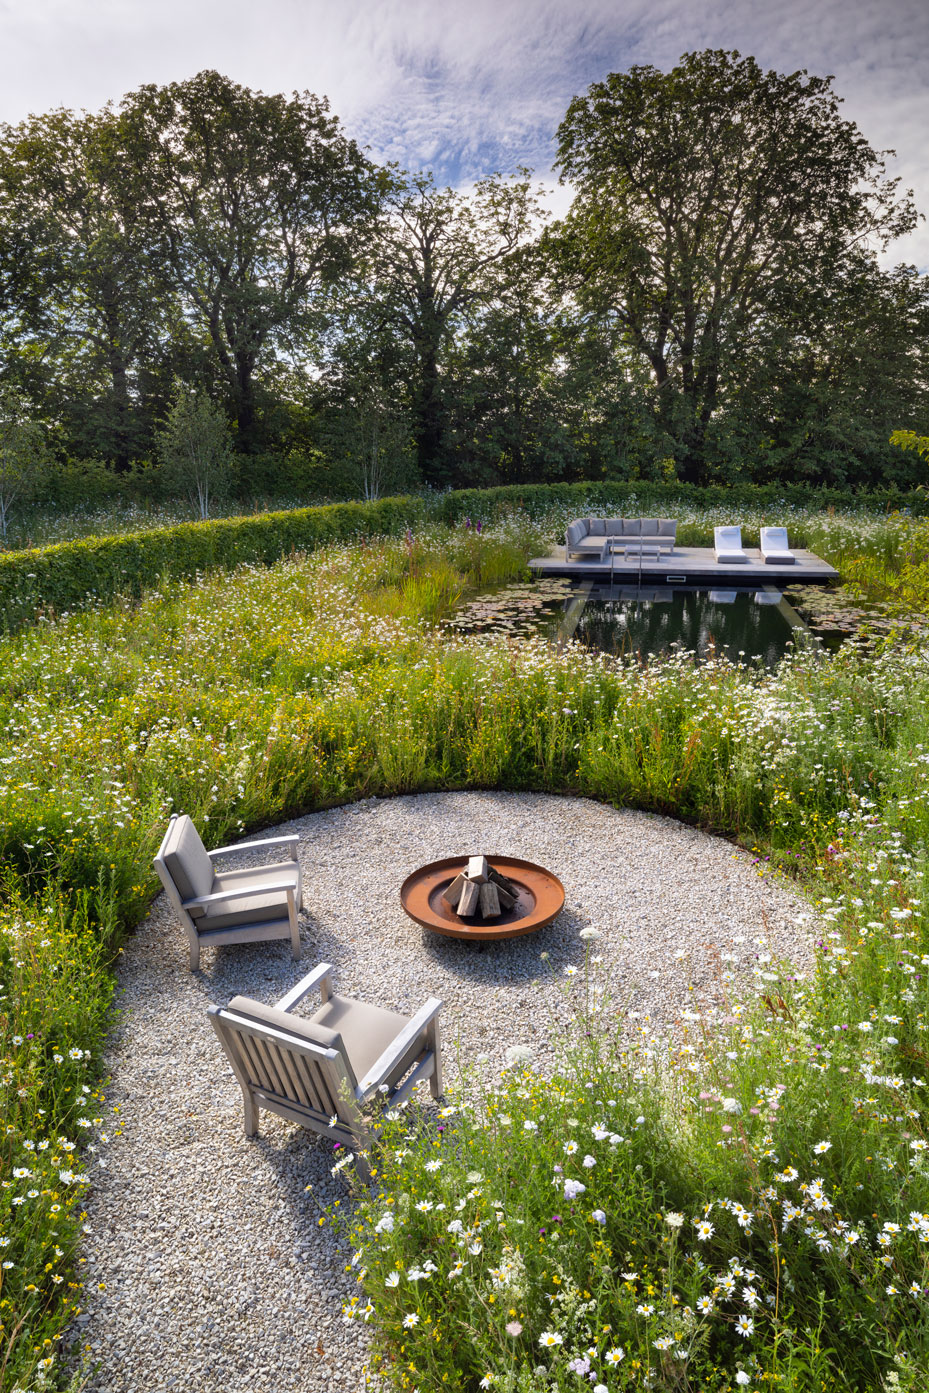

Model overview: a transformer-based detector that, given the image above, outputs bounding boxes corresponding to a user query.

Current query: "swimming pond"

[449,580,823,668]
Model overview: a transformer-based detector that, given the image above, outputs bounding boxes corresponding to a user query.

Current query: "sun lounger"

[760,527,796,564]
[714,526,748,564]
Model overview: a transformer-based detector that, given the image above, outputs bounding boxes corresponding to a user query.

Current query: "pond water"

[449,580,820,668]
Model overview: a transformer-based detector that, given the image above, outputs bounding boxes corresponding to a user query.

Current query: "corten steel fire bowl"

[400,856,565,942]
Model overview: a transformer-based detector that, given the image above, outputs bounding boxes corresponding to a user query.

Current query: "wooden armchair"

[208,964,443,1182]
[154,813,303,970]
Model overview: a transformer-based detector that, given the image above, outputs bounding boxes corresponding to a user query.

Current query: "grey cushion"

[606,519,624,535]
[658,519,677,538]
[198,862,299,927]
[566,520,586,546]
[640,518,659,536]
[622,518,642,536]
[226,996,352,1085]
[163,815,213,903]
[312,995,413,1085]
[589,519,606,536]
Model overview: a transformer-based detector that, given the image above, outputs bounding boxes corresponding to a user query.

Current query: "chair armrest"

[356,997,443,1100]
[275,963,333,1013]
[208,834,299,860]
[182,879,296,909]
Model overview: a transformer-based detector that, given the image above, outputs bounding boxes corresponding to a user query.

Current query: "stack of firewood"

[442,856,520,919]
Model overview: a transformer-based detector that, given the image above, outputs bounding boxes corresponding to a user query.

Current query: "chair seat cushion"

[762,551,795,564]
[312,995,412,1084]
[195,861,300,927]
[715,551,748,564]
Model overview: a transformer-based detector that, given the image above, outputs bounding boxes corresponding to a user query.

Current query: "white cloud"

[0,0,926,265]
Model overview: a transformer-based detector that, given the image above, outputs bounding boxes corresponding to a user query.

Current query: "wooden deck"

[529,545,839,586]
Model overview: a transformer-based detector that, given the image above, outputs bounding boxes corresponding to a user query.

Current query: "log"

[442,873,468,909]
[467,855,490,884]
[495,884,517,910]
[458,878,481,916]
[489,868,519,897]
[479,881,501,918]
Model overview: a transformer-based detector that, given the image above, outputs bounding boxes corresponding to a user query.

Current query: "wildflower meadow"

[2,495,929,1390]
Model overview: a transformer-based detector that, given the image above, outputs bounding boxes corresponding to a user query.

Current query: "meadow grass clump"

[2,500,929,1388]
[0,881,115,1391]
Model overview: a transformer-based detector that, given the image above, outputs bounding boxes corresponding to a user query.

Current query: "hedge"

[1,480,925,633]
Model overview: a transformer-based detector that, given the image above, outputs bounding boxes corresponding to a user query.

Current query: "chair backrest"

[761,526,789,550]
[211,999,359,1120]
[157,814,213,905]
[715,526,743,550]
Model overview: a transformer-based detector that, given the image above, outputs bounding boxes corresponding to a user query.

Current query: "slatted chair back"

[208,1005,364,1152]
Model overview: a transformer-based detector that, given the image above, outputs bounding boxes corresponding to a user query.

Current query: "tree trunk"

[414,341,445,485]
[234,353,258,455]
[102,289,133,471]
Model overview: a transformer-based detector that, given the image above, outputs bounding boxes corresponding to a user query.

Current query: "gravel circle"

[75,792,816,1392]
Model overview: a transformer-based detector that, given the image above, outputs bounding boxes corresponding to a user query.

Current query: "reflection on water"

[549,586,811,668]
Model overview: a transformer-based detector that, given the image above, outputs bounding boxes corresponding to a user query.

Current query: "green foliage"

[891,430,929,463]
[156,387,233,519]
[0,394,51,541]
[117,70,378,454]
[552,49,923,486]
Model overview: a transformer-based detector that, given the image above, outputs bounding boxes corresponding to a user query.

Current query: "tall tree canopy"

[367,170,540,485]
[118,70,377,454]
[553,49,920,484]
[0,108,179,467]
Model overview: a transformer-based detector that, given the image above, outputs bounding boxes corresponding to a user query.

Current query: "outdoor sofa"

[564,517,677,560]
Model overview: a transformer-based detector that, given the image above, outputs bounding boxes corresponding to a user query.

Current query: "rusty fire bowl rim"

[399,855,566,941]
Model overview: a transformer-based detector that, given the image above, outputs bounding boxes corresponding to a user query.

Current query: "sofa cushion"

[162,815,214,905]
[589,519,606,536]
[622,518,642,536]
[658,519,677,538]
[640,518,659,536]
[606,519,624,535]
[566,520,586,546]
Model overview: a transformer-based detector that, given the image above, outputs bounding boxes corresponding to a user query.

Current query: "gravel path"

[75,792,815,1393]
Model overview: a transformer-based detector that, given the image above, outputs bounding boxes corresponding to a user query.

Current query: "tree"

[553,49,920,484]
[0,392,50,541]
[118,71,377,457]
[367,170,541,485]
[0,108,183,468]
[156,388,232,519]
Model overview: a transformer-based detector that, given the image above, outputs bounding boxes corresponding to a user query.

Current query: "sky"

[0,0,927,268]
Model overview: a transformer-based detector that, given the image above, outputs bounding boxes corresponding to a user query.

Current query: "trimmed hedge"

[0,496,426,633]
[1,480,926,633]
